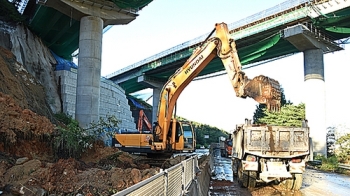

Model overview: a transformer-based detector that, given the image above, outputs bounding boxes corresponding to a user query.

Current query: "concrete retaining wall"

[186,151,213,196]
[55,68,136,130]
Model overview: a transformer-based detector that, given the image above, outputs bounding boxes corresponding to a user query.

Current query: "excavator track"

[133,154,191,168]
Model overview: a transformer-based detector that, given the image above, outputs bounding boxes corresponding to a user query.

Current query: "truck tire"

[247,171,257,188]
[283,174,303,190]
[237,162,246,187]
[237,163,256,188]
[292,174,303,190]
[232,159,238,176]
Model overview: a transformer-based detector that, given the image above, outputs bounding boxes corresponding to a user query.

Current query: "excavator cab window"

[182,122,195,150]
[168,121,182,142]
[175,122,182,142]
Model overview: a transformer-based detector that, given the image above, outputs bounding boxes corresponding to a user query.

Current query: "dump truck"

[219,136,232,157]
[231,119,311,190]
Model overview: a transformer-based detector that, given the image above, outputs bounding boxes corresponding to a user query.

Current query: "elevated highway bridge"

[104,0,350,156]
[24,0,153,60]
[106,0,350,94]
[19,0,350,156]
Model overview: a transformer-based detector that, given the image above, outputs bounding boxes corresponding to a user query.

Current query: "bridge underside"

[24,0,153,60]
[116,7,350,94]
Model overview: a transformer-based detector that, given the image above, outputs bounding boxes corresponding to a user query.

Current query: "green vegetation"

[53,113,120,159]
[176,116,228,148]
[252,88,350,174]
[336,133,350,163]
[193,123,228,148]
[313,155,339,172]
[252,87,305,126]
[253,103,306,126]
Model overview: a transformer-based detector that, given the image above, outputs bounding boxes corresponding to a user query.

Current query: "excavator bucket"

[243,75,281,112]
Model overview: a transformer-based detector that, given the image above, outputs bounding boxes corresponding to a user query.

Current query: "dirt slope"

[0,46,162,195]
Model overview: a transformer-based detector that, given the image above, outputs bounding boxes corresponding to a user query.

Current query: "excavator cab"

[166,120,196,153]
[182,122,196,152]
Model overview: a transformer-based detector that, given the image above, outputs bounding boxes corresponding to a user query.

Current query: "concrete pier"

[303,49,327,155]
[152,87,161,124]
[283,24,343,156]
[138,75,165,124]
[76,16,103,128]
[35,0,143,128]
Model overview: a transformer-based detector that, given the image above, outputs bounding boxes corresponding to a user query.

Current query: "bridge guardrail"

[106,0,312,78]
[338,164,350,170]
[112,156,198,196]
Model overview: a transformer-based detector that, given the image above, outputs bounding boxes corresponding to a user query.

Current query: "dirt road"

[300,168,350,196]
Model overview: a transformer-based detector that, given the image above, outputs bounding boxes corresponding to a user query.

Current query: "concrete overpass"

[106,0,350,156]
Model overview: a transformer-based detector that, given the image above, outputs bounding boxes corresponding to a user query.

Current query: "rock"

[15,157,29,165]
[130,168,141,184]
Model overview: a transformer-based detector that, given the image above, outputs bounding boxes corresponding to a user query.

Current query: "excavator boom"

[151,23,281,152]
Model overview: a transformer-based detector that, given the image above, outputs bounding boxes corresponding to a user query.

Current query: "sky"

[100,0,350,132]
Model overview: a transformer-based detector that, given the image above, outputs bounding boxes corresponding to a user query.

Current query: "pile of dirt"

[0,151,161,195]
[0,46,164,195]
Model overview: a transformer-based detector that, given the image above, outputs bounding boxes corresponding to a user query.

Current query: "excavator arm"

[152,23,281,151]
[137,109,152,132]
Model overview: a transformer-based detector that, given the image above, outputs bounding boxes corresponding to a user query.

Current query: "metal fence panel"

[166,164,183,196]
[113,172,166,196]
[112,156,198,196]
[184,159,194,189]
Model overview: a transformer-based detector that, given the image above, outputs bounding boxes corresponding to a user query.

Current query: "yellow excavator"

[114,22,281,155]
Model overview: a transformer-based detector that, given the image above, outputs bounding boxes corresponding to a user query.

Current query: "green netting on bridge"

[239,34,281,65]
[111,0,152,9]
[326,27,350,34]
[312,11,350,37]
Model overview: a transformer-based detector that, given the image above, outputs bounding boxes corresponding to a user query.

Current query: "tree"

[253,87,289,124]
[336,133,350,163]
[252,87,305,126]
[177,116,228,148]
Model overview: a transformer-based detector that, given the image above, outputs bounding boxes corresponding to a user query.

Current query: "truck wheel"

[292,174,303,190]
[283,178,293,190]
[247,171,257,188]
[237,162,245,187]
[238,163,250,188]
[232,159,238,177]
[283,174,303,190]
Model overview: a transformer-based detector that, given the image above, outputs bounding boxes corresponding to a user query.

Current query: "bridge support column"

[76,16,103,128]
[283,24,343,157]
[303,49,326,156]
[152,87,161,124]
[138,75,166,124]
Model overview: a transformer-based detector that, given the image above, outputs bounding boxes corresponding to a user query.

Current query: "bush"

[315,155,339,172]
[53,114,120,159]
[336,133,350,163]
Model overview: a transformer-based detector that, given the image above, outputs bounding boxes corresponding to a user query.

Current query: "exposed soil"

[0,46,170,195]
[209,179,252,196]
